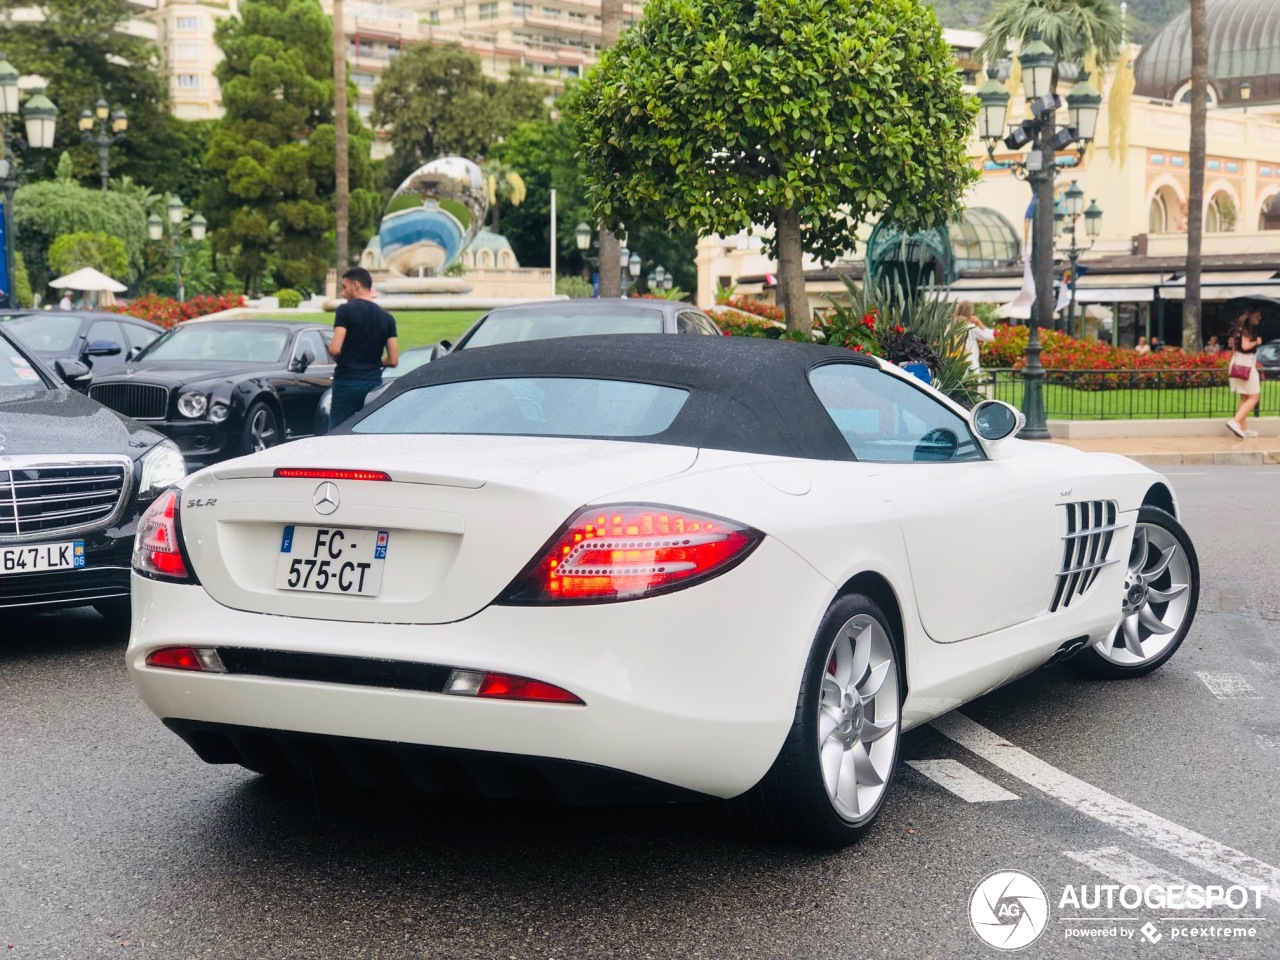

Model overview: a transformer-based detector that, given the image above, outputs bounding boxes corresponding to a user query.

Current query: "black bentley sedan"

[0,310,165,376]
[0,326,185,620]
[88,320,334,468]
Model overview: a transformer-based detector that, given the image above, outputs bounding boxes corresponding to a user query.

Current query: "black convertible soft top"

[352,333,884,461]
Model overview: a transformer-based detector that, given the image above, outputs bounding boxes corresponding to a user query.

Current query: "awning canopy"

[1072,272,1170,303]
[49,267,128,293]
[931,278,1023,302]
[1160,271,1280,300]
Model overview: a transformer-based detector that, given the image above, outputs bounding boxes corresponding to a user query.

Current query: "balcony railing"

[984,368,1279,420]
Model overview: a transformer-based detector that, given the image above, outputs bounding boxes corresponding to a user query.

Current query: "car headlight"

[138,440,187,499]
[178,391,208,419]
[208,401,230,423]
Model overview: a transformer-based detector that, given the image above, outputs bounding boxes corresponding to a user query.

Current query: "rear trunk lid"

[178,435,698,623]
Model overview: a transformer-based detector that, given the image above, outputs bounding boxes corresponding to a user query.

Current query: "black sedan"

[88,320,334,468]
[0,310,165,376]
[0,325,185,620]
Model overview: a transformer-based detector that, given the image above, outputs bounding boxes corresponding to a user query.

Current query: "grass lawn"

[256,310,483,350]
[989,372,1280,419]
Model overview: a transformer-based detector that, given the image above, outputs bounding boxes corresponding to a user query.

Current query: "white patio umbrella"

[48,267,128,293]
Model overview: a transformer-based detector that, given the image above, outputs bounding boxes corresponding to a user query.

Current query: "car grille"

[1050,500,1122,612]
[89,382,169,420]
[0,463,129,539]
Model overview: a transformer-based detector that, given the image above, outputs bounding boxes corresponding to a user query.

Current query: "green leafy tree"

[0,0,198,192]
[977,0,1125,74]
[48,231,129,279]
[13,153,148,292]
[572,0,979,331]
[372,43,547,191]
[491,110,700,292]
[206,0,379,292]
[13,252,33,308]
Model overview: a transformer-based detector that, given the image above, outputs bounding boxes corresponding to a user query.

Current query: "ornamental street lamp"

[79,96,126,192]
[1057,185,1103,339]
[975,33,1102,439]
[0,54,58,309]
[149,196,206,302]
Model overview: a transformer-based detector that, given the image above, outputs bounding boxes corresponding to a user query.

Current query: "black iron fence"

[983,368,1280,420]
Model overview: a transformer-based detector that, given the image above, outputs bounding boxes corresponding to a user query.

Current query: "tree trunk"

[333,0,350,282]
[1183,0,1207,351]
[595,0,626,298]
[490,203,499,234]
[775,205,809,333]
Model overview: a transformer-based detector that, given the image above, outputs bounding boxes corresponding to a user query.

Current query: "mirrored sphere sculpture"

[378,157,488,275]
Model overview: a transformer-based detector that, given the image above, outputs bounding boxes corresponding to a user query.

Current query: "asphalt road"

[2,465,1278,960]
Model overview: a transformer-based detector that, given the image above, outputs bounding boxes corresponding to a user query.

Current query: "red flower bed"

[107,292,245,328]
[981,325,1228,388]
[719,295,787,324]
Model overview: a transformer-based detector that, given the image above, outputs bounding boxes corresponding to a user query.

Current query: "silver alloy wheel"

[817,614,899,822]
[249,407,278,452]
[1094,522,1192,666]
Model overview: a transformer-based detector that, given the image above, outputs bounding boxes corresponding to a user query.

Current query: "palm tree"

[1183,0,1207,352]
[595,0,627,297]
[978,0,1125,76]
[482,159,527,234]
[334,0,350,281]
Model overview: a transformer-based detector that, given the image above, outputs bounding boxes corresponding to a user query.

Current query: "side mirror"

[428,339,453,361]
[291,349,315,373]
[55,358,93,393]
[971,400,1025,442]
[84,339,123,358]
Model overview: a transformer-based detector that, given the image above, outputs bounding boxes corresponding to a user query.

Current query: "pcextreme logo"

[970,870,1050,950]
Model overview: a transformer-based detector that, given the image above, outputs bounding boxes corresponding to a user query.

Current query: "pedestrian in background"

[1204,335,1222,354]
[1135,336,1151,355]
[58,291,72,310]
[1226,311,1262,438]
[327,267,398,431]
[956,300,994,375]
[1150,336,1162,353]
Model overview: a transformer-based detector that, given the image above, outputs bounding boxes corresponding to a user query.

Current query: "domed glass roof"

[866,207,1021,288]
[1134,0,1280,105]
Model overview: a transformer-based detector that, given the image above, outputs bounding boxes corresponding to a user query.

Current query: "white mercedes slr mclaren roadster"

[127,335,1199,846]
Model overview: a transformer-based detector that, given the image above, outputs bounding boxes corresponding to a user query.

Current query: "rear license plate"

[274,525,388,596]
[0,540,86,576]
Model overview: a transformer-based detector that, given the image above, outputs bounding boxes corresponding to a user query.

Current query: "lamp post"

[1056,182,1102,340]
[0,54,58,309]
[1241,81,1252,113]
[78,97,126,192]
[148,196,206,303]
[975,34,1102,439]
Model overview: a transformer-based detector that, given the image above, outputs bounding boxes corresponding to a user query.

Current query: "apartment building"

[142,1,239,120]
[393,0,643,83]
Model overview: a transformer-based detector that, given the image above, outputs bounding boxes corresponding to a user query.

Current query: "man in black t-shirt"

[327,267,398,431]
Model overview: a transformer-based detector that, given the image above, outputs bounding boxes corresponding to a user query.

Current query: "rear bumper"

[127,536,835,799]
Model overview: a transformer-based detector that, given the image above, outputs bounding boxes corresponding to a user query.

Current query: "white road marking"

[931,712,1280,903]
[906,759,1020,802]
[1065,845,1190,888]
[1196,672,1263,700]
[1256,733,1280,753]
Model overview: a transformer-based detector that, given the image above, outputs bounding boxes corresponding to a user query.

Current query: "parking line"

[1065,845,1190,888]
[931,711,1280,903]
[906,759,1020,802]
[1196,672,1263,700]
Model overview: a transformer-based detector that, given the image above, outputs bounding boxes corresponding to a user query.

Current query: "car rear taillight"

[132,489,195,582]
[145,646,227,672]
[274,468,391,481]
[445,669,583,704]
[497,504,762,605]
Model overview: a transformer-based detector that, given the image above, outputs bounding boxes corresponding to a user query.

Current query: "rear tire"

[728,593,902,847]
[240,401,281,456]
[1073,505,1199,679]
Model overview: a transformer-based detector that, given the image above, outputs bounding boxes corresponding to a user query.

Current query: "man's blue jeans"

[329,379,381,432]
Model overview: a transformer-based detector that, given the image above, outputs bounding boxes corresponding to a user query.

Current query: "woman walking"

[1226,311,1263,438]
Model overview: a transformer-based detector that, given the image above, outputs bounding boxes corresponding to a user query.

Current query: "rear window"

[463,308,664,348]
[352,377,688,438]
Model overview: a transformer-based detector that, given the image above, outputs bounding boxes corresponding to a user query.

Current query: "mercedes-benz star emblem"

[313,481,340,515]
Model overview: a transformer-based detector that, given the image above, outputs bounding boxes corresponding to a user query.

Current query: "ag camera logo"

[970,870,1050,950]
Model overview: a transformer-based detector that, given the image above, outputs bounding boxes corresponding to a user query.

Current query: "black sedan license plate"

[0,540,86,576]
[275,525,388,596]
